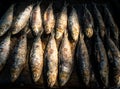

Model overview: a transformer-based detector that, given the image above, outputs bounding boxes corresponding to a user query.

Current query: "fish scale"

[43,3,55,34]
[0,4,14,36]
[76,32,91,87]
[10,30,27,82]
[68,7,80,41]
[58,30,73,86]
[44,33,58,87]
[55,3,68,40]
[11,4,33,35]
[30,2,42,36]
[94,32,108,88]
[30,35,43,83]
[0,33,11,72]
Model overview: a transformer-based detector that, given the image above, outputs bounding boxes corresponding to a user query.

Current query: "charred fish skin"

[94,32,108,88]
[55,3,67,40]
[76,32,90,87]
[83,5,94,38]
[0,33,11,72]
[30,2,42,36]
[58,30,73,86]
[30,35,43,83]
[43,3,55,34]
[0,4,14,36]
[68,7,80,42]
[105,36,120,88]
[10,31,27,82]
[92,4,106,39]
[11,4,33,35]
[103,6,119,48]
[44,33,58,87]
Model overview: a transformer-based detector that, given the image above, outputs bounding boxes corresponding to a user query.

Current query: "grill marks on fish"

[30,2,42,36]
[0,4,14,36]
[83,6,94,38]
[0,33,11,72]
[92,4,106,39]
[103,6,119,48]
[68,7,80,41]
[55,3,68,40]
[10,31,27,82]
[11,4,33,35]
[43,3,55,34]
[105,36,120,88]
[76,33,90,86]
[58,30,73,86]
[30,35,43,82]
[44,33,58,87]
[94,32,108,88]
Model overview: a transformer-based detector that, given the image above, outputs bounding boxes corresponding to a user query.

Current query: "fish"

[92,4,106,39]
[44,32,58,87]
[76,32,90,86]
[10,29,27,82]
[0,33,11,72]
[0,4,14,36]
[30,2,42,36]
[103,6,119,48]
[55,2,67,40]
[29,35,43,82]
[58,29,73,86]
[94,30,108,88]
[105,35,120,88]
[11,3,33,35]
[68,7,80,41]
[83,5,94,38]
[43,3,55,34]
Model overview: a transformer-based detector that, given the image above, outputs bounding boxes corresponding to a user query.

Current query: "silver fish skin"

[0,4,14,36]
[83,6,94,38]
[93,4,106,39]
[11,4,33,35]
[0,33,11,71]
[30,3,42,36]
[55,3,67,40]
[94,33,108,88]
[43,3,55,34]
[76,32,90,86]
[44,33,58,87]
[68,7,80,41]
[10,31,27,82]
[30,35,43,82]
[106,37,120,87]
[58,30,73,86]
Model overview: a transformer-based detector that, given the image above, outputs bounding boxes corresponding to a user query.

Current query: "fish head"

[85,27,93,38]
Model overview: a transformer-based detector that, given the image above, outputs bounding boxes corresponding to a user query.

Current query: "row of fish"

[0,1,120,89]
